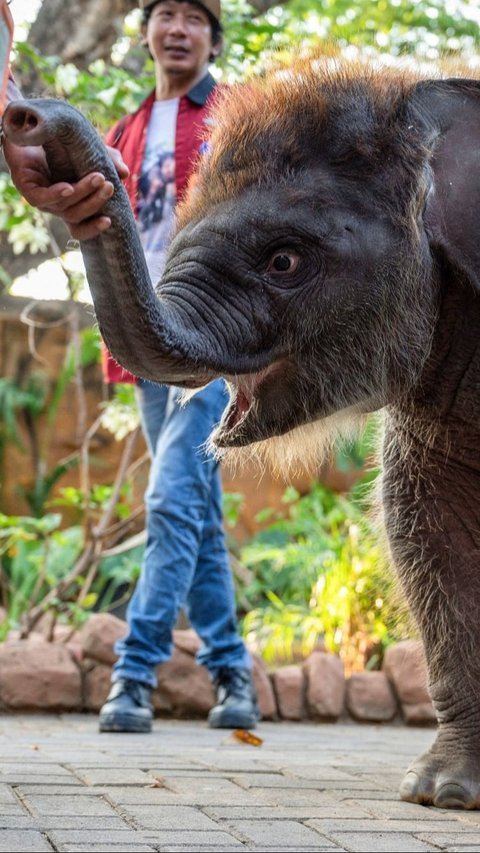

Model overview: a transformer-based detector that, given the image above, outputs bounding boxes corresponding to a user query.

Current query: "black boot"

[208,667,261,729]
[99,678,153,733]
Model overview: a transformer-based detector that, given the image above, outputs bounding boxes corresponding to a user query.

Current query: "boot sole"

[207,709,260,729]
[99,713,152,734]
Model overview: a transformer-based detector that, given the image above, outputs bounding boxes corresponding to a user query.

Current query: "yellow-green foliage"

[238,477,410,672]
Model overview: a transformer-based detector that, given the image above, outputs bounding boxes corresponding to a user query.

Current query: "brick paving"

[0,715,479,852]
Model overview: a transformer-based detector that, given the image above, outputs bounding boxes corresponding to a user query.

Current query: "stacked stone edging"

[0,613,436,726]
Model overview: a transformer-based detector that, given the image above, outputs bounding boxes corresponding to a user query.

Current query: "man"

[97,0,260,733]
[1,0,128,238]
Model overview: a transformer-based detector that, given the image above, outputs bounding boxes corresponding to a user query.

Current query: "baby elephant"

[4,59,480,808]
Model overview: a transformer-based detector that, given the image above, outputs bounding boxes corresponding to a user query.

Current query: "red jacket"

[102,72,218,384]
[0,0,14,116]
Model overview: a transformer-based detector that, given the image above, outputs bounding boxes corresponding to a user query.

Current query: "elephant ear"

[409,78,480,291]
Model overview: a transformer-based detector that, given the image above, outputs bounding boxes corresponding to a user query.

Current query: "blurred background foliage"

[236,476,411,674]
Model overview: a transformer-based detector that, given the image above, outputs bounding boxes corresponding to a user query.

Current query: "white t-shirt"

[137,98,179,287]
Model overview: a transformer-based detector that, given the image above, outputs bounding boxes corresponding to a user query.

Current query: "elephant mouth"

[217,359,289,445]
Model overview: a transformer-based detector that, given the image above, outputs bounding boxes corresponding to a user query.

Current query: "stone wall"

[0,614,436,727]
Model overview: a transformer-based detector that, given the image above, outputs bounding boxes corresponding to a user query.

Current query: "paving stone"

[344,798,453,820]
[72,759,201,771]
[15,785,99,797]
[37,816,135,830]
[141,830,246,846]
[0,763,73,775]
[222,819,330,846]
[0,815,38,829]
[160,775,262,805]
[72,768,154,786]
[0,830,54,852]
[320,832,439,851]
[296,780,390,792]
[417,832,480,846]
[232,772,335,789]
[0,773,81,785]
[132,767,230,777]
[281,766,369,782]
[193,758,274,772]
[449,812,480,826]
[0,783,21,803]
[203,803,368,821]
[251,788,372,813]
[56,847,156,853]
[335,790,398,801]
[158,849,249,853]
[443,848,480,852]
[0,804,29,816]
[102,786,195,805]
[25,794,120,817]
[206,805,385,820]
[118,804,223,830]
[307,818,477,834]
[47,830,147,846]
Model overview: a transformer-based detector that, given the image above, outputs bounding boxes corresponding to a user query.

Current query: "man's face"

[145,1,218,77]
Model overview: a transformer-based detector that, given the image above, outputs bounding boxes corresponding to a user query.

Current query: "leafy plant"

[0,508,143,639]
[238,475,411,673]
[0,512,82,638]
[12,41,153,132]
[0,374,46,452]
[98,383,140,442]
[0,326,101,517]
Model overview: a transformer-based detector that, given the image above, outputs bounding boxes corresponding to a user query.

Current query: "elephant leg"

[383,423,480,809]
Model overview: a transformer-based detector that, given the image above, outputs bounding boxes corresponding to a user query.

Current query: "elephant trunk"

[2,99,213,387]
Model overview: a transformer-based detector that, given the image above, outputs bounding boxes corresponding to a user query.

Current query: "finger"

[56,183,114,224]
[68,216,112,241]
[16,180,77,210]
[25,173,113,215]
[108,147,130,179]
[47,174,113,212]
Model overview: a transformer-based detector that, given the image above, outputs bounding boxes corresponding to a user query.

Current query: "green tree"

[2,0,477,287]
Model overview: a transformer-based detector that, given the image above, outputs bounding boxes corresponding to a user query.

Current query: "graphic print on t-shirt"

[138,98,178,286]
[138,150,175,235]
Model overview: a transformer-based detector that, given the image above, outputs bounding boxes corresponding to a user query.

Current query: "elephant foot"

[400,747,480,809]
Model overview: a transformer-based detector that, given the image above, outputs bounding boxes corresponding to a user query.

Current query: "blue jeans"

[112,378,251,688]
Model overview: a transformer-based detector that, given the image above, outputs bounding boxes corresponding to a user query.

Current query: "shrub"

[238,477,411,672]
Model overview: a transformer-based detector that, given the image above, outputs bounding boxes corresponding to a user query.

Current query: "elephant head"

[114,64,480,472]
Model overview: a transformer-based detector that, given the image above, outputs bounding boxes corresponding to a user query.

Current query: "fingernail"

[61,187,74,197]
[91,175,104,189]
[97,218,111,231]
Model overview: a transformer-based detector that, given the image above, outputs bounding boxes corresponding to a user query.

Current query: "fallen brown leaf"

[232,729,263,747]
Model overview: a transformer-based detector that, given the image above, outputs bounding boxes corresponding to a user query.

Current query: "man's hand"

[3,139,129,241]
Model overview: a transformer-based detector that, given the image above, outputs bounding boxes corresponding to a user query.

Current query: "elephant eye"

[267,252,299,274]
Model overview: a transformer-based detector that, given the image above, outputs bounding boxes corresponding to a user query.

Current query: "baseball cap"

[139,1,221,25]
